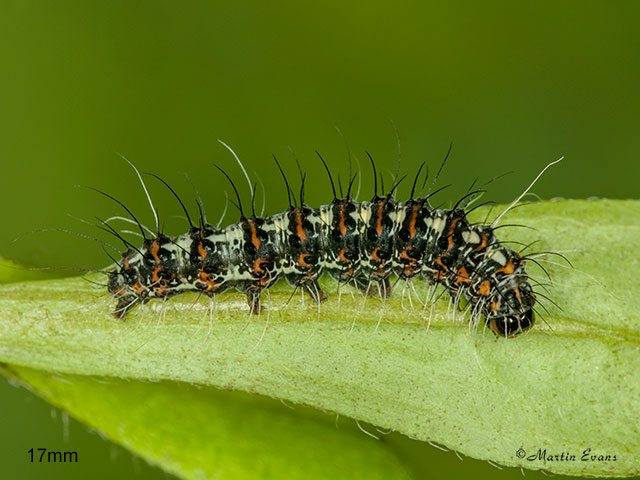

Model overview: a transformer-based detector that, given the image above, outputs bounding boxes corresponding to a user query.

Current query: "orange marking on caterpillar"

[490,300,501,313]
[375,200,386,236]
[338,248,351,264]
[446,217,460,251]
[155,286,170,296]
[455,266,471,286]
[474,232,488,252]
[399,248,418,277]
[432,255,448,280]
[488,319,500,336]
[198,242,207,261]
[149,241,161,264]
[399,247,414,262]
[297,253,311,269]
[196,242,218,292]
[152,267,161,283]
[295,210,307,243]
[249,220,261,249]
[339,203,348,237]
[132,282,145,295]
[252,258,273,286]
[496,258,516,275]
[513,286,523,305]
[477,279,491,296]
[408,204,420,238]
[198,271,218,293]
[402,266,415,277]
[252,258,266,274]
[434,255,448,272]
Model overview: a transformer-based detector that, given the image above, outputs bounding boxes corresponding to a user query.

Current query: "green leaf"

[1,364,411,480]
[0,260,412,480]
[1,199,638,477]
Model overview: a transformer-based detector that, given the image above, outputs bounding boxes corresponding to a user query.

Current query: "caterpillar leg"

[302,280,328,303]
[246,291,263,315]
[353,276,392,298]
[113,294,142,320]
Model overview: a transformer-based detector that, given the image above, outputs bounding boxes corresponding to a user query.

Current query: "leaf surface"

[1,199,638,477]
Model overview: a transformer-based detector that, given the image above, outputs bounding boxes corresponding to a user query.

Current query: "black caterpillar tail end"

[488,309,535,338]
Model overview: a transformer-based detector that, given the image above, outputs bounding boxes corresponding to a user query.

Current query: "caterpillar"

[103,146,559,338]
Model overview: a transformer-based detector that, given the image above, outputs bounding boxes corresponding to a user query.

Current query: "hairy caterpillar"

[100,144,560,338]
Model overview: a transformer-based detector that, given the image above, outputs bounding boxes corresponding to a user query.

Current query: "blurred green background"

[1,1,638,479]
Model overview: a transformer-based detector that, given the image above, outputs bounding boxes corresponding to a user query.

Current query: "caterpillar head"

[107,250,147,319]
[487,281,536,337]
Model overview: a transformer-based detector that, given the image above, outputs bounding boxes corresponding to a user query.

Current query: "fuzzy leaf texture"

[0,199,638,478]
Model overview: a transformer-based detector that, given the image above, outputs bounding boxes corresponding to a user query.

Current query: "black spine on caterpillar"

[107,191,536,338]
